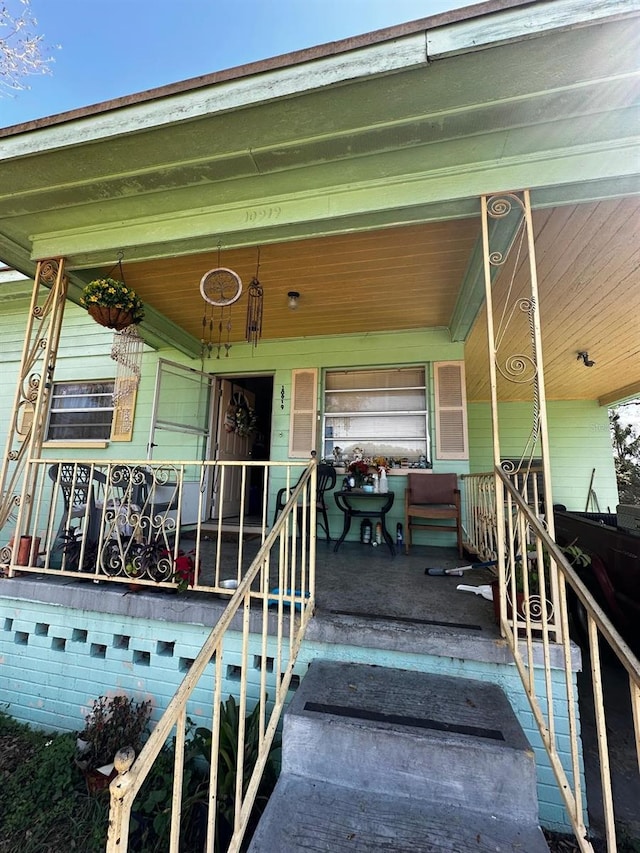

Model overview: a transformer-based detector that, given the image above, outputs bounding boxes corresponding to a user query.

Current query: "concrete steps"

[249,660,549,852]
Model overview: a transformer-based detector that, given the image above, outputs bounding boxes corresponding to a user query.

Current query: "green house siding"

[467,400,618,511]
[1,295,619,543]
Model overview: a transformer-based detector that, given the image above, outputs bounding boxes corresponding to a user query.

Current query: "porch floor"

[308,540,507,664]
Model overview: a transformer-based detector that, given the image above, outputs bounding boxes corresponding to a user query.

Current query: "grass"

[0,710,109,853]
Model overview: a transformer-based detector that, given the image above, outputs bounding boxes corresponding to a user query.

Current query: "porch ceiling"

[0,3,638,405]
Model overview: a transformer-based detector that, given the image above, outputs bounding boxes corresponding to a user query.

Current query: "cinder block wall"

[0,594,580,834]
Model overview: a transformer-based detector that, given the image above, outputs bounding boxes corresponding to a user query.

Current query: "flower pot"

[87,303,135,330]
[84,765,117,794]
[491,580,526,623]
[17,535,41,566]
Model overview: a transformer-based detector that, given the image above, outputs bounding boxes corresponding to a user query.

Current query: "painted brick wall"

[0,595,581,834]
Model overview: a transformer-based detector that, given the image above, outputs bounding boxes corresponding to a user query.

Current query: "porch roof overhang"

[0,0,638,403]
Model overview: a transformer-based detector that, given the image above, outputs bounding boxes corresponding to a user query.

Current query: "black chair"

[48,463,106,546]
[273,464,337,542]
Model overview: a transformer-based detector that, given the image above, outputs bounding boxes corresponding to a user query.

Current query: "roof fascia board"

[428,0,640,58]
[30,138,640,265]
[599,382,640,407]
[0,33,428,160]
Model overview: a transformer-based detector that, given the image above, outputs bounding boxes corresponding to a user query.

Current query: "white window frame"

[322,366,429,464]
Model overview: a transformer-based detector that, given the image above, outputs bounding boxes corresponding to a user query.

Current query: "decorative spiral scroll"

[0,544,13,565]
[489,251,505,266]
[39,260,60,284]
[517,297,534,315]
[497,354,537,385]
[487,193,525,219]
[24,373,40,402]
[525,594,554,622]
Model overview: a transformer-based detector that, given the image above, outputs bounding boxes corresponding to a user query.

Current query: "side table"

[333,490,396,557]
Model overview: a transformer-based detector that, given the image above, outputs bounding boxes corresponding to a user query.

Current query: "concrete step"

[249,773,550,852]
[281,660,539,823]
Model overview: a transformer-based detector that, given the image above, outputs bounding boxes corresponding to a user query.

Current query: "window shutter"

[17,402,34,441]
[434,361,468,460]
[289,369,317,458]
[110,389,137,442]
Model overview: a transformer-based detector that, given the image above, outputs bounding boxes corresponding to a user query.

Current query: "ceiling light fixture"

[287,291,300,310]
[577,351,595,367]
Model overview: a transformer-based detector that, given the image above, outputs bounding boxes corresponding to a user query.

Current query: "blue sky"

[1,0,466,128]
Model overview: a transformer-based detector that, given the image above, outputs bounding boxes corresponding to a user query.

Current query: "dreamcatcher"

[200,248,243,358]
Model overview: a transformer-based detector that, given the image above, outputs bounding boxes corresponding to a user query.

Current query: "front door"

[212,379,255,518]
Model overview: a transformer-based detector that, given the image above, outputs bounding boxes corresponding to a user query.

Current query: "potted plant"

[492,542,590,625]
[80,277,145,330]
[76,694,152,792]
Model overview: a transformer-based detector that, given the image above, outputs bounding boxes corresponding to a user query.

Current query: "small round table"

[333,489,396,557]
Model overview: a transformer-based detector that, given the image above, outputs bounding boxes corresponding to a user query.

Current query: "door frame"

[208,373,274,521]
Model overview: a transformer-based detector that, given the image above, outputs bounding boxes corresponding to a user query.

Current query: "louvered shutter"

[434,361,468,460]
[289,369,317,458]
[110,389,137,442]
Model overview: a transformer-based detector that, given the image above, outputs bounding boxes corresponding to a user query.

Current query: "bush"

[77,694,152,771]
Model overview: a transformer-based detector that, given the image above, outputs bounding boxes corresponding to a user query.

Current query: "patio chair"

[272,464,337,542]
[404,472,463,557]
[48,462,106,548]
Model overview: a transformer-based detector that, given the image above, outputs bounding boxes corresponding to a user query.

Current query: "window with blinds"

[323,367,428,464]
[46,380,115,441]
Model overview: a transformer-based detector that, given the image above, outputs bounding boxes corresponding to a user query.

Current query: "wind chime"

[109,252,144,418]
[200,244,243,359]
[110,324,144,434]
[200,246,264,358]
[245,248,263,348]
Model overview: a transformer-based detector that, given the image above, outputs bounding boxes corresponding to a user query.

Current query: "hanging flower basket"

[87,303,136,330]
[80,277,145,330]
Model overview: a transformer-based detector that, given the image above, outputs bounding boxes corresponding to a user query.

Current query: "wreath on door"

[224,391,257,437]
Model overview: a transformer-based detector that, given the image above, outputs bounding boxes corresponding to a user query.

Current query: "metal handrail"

[470,467,640,853]
[106,461,317,852]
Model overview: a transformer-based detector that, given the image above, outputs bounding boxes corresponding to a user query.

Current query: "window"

[47,381,115,441]
[323,367,428,464]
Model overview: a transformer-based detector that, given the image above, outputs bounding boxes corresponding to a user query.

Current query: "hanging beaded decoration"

[200,246,242,359]
[245,247,263,348]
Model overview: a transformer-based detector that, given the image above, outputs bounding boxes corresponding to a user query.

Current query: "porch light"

[287,291,300,310]
[577,351,595,367]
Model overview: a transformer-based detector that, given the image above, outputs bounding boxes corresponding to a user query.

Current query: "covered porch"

[0,2,639,850]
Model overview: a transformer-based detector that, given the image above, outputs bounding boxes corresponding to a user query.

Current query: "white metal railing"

[468,467,640,852]
[103,462,317,852]
[1,458,311,595]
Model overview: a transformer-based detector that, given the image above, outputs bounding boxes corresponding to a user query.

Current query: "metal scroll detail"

[0,259,68,549]
[486,194,542,491]
[482,190,558,639]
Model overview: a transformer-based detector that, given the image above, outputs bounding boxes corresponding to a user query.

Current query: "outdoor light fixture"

[577,351,595,367]
[287,291,300,310]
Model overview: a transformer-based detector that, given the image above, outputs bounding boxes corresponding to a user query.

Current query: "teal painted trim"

[450,201,524,342]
